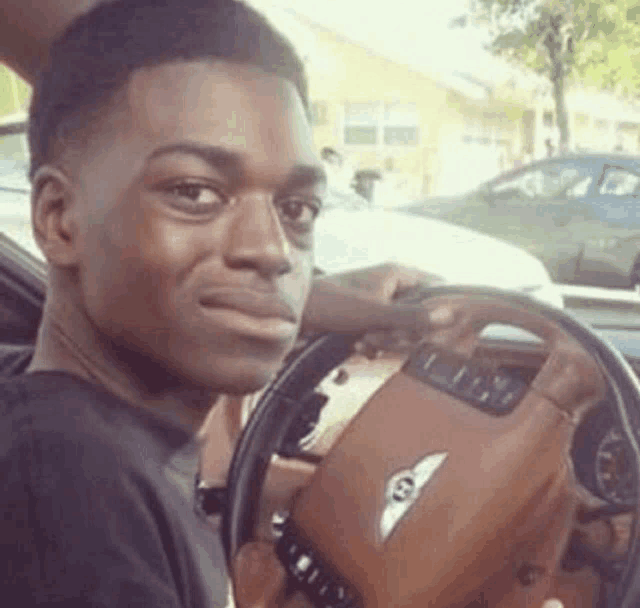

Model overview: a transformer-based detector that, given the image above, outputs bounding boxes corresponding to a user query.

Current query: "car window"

[598,167,640,196]
[565,175,592,199]
[491,163,590,201]
[0,129,27,161]
[0,90,39,260]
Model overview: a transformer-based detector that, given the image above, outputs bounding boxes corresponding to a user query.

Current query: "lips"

[198,289,298,322]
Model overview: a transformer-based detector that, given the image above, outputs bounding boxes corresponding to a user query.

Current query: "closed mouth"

[198,289,298,323]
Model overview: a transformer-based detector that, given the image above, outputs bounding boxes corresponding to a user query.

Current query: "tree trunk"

[546,21,571,155]
[551,60,570,154]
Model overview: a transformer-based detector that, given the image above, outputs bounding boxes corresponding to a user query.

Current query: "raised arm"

[0,1,98,82]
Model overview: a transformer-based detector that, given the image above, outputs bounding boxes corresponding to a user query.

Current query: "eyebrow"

[147,142,327,191]
[282,164,327,191]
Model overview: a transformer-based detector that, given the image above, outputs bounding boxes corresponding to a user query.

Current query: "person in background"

[545,138,555,158]
[320,146,367,210]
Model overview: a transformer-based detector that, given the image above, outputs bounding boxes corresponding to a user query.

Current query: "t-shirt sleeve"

[0,424,183,607]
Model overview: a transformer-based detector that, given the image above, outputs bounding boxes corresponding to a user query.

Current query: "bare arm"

[0,1,98,82]
[302,263,450,336]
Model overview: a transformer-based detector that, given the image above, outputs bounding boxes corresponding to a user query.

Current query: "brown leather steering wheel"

[224,287,640,608]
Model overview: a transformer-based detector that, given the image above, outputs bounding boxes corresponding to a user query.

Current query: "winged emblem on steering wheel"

[380,451,448,543]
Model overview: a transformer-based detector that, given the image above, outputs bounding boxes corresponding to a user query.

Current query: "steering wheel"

[223,286,640,608]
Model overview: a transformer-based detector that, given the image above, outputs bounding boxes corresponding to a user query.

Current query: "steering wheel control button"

[489,374,529,413]
[295,554,313,576]
[380,452,448,542]
[403,344,529,416]
[271,511,290,539]
[276,518,360,608]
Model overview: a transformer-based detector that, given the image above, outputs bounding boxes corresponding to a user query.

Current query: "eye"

[163,181,227,215]
[275,196,321,229]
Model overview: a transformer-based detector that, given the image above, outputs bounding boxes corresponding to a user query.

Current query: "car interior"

[3,1,640,607]
[4,229,640,606]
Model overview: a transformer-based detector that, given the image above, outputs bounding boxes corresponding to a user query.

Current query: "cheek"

[83,209,204,326]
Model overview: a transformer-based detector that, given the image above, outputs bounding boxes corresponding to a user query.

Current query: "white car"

[314,207,563,343]
[315,207,563,307]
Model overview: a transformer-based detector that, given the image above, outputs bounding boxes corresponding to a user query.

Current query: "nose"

[223,191,293,278]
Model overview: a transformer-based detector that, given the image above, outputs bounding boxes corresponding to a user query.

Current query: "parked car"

[402,154,640,289]
[313,207,564,316]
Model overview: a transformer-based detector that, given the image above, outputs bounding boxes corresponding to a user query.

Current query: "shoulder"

[0,372,141,470]
[0,373,183,604]
[0,371,159,499]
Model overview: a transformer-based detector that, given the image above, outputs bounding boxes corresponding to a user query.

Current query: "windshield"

[2,0,640,296]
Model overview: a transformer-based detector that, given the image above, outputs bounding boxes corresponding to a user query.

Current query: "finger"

[354,338,383,360]
[393,270,445,293]
[380,267,442,302]
[328,264,445,302]
[398,304,456,335]
[359,329,415,353]
[427,305,455,326]
[232,542,287,608]
[355,305,456,357]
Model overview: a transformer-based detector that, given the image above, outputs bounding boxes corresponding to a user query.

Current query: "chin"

[187,356,285,396]
[209,371,275,396]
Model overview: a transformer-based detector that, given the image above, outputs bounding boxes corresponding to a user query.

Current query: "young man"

[0,1,451,606]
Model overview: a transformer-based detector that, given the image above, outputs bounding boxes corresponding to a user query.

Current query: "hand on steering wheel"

[226,287,640,608]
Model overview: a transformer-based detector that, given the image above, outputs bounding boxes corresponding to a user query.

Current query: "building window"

[462,119,499,145]
[383,102,420,146]
[344,102,379,145]
[343,101,419,146]
[618,121,638,131]
[384,127,419,145]
[345,126,377,145]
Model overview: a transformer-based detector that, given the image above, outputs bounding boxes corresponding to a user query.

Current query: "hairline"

[35,57,311,181]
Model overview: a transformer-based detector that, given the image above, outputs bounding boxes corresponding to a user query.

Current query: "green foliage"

[471,0,640,96]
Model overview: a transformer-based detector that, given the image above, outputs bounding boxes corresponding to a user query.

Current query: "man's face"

[69,60,323,394]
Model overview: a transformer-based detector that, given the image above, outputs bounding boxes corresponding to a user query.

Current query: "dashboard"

[278,336,638,517]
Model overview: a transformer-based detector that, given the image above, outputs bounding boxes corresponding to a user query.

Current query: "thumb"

[232,542,288,608]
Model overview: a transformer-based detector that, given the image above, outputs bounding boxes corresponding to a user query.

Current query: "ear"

[31,165,82,267]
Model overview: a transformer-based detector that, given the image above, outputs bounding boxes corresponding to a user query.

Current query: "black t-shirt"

[0,371,230,607]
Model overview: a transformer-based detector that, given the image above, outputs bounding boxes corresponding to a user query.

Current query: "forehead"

[109,60,317,177]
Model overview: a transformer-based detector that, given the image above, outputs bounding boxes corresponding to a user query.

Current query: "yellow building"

[287,11,640,199]
[2,11,639,199]
[289,13,530,199]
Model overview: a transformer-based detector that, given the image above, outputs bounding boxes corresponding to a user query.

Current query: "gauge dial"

[595,427,636,506]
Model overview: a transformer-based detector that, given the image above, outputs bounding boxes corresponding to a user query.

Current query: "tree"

[453,0,640,153]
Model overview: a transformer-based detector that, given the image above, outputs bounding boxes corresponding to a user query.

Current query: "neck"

[27,296,218,435]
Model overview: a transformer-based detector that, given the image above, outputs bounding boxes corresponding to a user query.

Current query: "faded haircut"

[28,0,309,178]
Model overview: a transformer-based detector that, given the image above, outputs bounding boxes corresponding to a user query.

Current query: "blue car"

[402,154,640,289]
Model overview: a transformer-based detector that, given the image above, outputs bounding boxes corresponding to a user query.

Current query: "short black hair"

[28,0,309,178]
